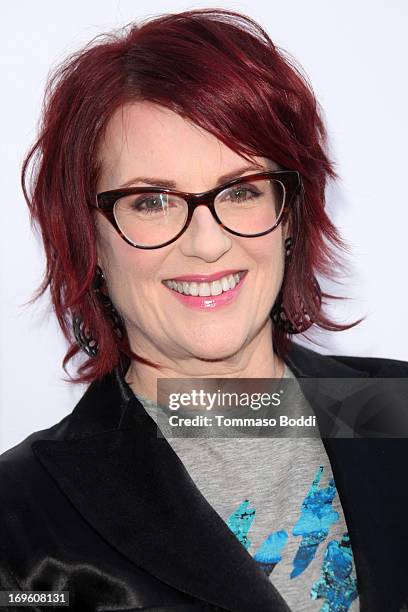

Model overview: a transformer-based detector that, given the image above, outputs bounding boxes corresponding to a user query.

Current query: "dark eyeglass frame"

[91,170,301,249]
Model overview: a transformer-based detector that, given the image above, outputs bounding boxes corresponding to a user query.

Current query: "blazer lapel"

[32,357,291,611]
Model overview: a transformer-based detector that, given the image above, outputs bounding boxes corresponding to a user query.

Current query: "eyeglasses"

[92,170,301,249]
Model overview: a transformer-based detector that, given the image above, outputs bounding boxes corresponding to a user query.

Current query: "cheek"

[251,237,286,303]
[96,218,149,281]
[101,246,167,315]
[247,231,284,271]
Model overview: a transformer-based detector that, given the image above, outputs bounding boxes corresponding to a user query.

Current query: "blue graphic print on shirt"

[226,499,255,550]
[225,466,358,610]
[291,465,339,578]
[311,534,358,611]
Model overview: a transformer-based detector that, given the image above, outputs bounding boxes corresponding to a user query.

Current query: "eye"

[131,194,167,212]
[221,184,261,202]
[116,192,185,218]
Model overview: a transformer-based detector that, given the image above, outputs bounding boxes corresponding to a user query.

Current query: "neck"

[125,319,285,404]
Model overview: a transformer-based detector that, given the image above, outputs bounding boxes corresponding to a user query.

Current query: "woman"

[1,8,407,612]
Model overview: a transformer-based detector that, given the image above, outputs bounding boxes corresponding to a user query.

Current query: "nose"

[179,204,232,260]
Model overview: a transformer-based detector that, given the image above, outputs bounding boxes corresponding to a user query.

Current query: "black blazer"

[1,341,408,612]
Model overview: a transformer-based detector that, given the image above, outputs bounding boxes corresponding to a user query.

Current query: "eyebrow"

[117,163,269,190]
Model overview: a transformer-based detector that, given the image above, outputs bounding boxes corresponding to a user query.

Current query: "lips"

[163,269,247,283]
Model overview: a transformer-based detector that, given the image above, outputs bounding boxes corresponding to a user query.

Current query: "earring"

[284,236,293,259]
[72,313,99,358]
[271,237,316,334]
[72,265,125,358]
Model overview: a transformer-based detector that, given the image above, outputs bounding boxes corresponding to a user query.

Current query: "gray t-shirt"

[133,363,360,611]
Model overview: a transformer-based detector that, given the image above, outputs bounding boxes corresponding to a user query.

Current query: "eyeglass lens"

[113,178,286,247]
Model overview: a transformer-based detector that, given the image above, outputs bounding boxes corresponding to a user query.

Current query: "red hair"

[21,8,363,384]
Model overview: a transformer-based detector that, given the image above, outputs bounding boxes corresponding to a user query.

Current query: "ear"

[96,242,103,272]
[281,217,290,243]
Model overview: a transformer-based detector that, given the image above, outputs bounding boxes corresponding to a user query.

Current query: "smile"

[162,271,247,297]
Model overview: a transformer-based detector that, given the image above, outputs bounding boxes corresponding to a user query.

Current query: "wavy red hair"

[21,8,363,384]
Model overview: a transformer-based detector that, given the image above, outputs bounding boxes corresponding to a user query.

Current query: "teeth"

[221,276,230,292]
[164,272,244,296]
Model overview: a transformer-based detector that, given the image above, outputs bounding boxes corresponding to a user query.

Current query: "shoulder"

[287,341,408,378]
[0,415,73,554]
[0,414,71,501]
[328,352,408,377]
[0,415,78,588]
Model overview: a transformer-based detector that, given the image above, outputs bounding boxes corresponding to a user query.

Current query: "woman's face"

[95,102,287,374]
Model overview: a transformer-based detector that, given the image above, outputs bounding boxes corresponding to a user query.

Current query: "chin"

[188,337,245,362]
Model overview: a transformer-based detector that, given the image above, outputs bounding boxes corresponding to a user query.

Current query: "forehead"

[100,101,233,159]
[96,102,272,190]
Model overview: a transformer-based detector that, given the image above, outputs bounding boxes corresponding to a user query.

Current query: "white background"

[1,0,407,453]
